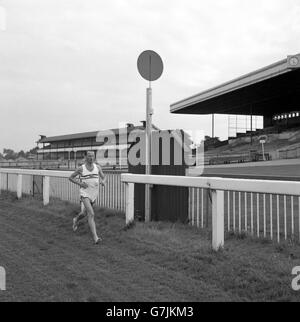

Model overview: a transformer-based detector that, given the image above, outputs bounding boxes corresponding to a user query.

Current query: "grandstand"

[34,122,160,169]
[204,125,300,165]
[171,54,300,166]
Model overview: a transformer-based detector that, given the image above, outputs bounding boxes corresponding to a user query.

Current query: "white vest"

[80,163,99,202]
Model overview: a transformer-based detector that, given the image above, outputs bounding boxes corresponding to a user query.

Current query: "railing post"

[43,176,50,206]
[125,182,134,225]
[17,174,23,199]
[212,189,225,251]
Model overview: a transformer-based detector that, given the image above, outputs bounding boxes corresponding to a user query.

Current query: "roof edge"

[170,55,297,113]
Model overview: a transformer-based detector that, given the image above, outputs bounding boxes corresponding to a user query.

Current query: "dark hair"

[85,151,95,157]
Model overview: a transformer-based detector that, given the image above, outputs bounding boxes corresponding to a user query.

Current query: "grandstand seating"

[205,126,300,165]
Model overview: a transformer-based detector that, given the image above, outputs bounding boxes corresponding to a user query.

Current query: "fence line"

[0,169,127,212]
[0,160,129,171]
[2,169,300,248]
[189,188,300,242]
[122,174,300,250]
[188,187,300,244]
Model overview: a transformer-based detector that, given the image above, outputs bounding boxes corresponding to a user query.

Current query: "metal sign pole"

[145,86,152,222]
[137,50,163,223]
[262,142,265,161]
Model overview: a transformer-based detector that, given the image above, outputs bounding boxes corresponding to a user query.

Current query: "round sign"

[137,50,163,81]
[259,135,268,142]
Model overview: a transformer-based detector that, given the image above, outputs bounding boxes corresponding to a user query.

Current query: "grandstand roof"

[39,131,98,143]
[38,124,160,143]
[170,54,300,117]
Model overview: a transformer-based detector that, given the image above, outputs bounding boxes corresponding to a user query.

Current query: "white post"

[17,174,22,199]
[43,176,50,206]
[126,182,135,225]
[212,189,225,251]
[261,142,265,161]
[0,266,6,291]
[145,87,152,222]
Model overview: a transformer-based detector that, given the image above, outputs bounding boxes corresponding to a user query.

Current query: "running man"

[69,151,106,244]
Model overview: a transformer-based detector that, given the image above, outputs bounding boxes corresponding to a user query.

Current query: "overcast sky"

[0,0,299,151]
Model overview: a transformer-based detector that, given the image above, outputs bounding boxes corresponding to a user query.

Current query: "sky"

[0,0,299,152]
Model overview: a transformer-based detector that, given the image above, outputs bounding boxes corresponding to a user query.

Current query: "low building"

[37,122,160,167]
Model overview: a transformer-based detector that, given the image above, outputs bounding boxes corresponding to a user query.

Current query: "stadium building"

[37,122,160,167]
[171,54,300,163]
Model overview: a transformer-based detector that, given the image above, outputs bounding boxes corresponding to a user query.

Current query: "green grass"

[0,191,300,302]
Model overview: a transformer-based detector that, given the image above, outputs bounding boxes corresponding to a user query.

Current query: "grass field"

[0,192,300,302]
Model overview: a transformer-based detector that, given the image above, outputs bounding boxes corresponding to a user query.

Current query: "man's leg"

[73,202,87,231]
[81,197,100,243]
[77,201,88,222]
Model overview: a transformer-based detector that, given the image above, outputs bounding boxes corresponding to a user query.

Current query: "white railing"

[121,174,300,250]
[0,160,129,171]
[189,189,300,244]
[2,169,300,249]
[0,168,127,211]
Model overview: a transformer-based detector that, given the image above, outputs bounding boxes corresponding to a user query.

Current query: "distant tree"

[25,147,38,158]
[1,147,38,160]
[28,147,38,154]
[17,150,26,158]
[3,148,17,160]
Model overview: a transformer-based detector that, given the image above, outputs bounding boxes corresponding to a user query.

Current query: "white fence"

[0,169,127,212]
[121,174,300,250]
[189,189,300,244]
[1,168,300,249]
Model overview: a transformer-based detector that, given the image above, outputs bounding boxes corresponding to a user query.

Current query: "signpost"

[137,50,164,222]
[259,135,267,161]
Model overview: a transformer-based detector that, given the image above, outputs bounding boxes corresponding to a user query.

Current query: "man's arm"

[97,165,106,185]
[69,167,87,188]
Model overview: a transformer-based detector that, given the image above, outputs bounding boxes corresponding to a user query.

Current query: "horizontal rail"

[0,168,72,178]
[0,168,126,177]
[0,169,127,211]
[121,174,300,196]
